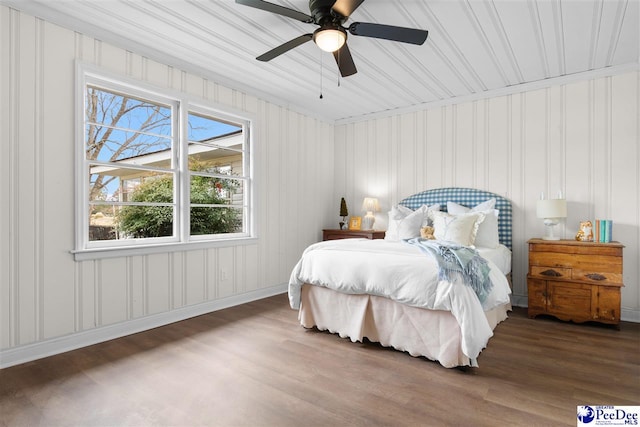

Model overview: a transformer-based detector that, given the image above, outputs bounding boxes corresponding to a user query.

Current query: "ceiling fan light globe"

[314,28,346,52]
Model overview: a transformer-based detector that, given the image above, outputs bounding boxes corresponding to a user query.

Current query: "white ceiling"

[3,0,639,122]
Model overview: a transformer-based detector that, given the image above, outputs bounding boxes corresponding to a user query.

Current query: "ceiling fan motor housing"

[309,0,346,25]
[310,0,348,50]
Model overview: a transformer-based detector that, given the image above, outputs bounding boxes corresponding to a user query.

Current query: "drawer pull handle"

[586,273,607,281]
[540,269,562,277]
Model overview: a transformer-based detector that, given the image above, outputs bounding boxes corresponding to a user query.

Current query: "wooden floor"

[1,294,638,427]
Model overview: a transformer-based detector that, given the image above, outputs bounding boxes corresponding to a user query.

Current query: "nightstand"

[322,229,386,241]
[527,238,624,327]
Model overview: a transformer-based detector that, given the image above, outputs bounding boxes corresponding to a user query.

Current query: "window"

[76,68,252,257]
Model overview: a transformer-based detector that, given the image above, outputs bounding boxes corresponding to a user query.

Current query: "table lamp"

[361,197,380,230]
[536,198,567,240]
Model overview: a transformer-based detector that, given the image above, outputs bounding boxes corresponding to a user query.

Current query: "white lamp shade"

[314,29,346,52]
[536,199,567,219]
[362,197,380,213]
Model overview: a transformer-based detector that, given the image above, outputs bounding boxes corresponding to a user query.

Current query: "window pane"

[188,112,241,142]
[89,168,174,203]
[89,168,122,203]
[189,173,244,237]
[86,86,172,163]
[86,86,171,134]
[88,169,175,241]
[189,175,242,205]
[190,207,243,235]
[89,204,174,241]
[187,115,244,177]
[116,205,174,239]
[86,125,172,163]
[89,204,118,241]
[188,144,243,174]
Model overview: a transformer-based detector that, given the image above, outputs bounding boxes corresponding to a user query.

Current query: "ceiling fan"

[236,0,429,77]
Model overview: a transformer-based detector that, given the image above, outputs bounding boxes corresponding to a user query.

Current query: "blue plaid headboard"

[399,187,513,250]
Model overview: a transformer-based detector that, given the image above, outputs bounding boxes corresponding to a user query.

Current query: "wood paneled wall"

[335,71,640,319]
[0,7,334,365]
[1,5,638,367]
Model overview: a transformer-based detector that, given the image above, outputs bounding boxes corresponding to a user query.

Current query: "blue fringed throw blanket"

[405,238,493,304]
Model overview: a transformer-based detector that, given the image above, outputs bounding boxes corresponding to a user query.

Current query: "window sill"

[71,237,259,261]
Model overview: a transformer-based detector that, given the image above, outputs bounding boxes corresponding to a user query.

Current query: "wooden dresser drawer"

[528,240,623,285]
[571,268,623,285]
[528,240,623,257]
[530,266,572,279]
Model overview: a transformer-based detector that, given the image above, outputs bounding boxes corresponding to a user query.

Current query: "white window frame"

[73,63,256,261]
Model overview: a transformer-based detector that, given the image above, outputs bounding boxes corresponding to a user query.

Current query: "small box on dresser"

[527,238,624,327]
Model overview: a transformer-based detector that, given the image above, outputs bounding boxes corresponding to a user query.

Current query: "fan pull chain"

[336,50,341,87]
[319,52,323,99]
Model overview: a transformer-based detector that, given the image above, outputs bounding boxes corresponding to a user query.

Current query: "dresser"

[527,239,624,327]
[322,229,386,241]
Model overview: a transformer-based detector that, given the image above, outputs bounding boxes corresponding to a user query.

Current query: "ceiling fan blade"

[236,0,313,23]
[256,34,313,61]
[333,44,357,77]
[348,22,428,45]
[331,0,364,18]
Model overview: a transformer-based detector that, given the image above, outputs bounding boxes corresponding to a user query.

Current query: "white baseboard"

[0,284,288,369]
[510,294,528,308]
[621,308,640,323]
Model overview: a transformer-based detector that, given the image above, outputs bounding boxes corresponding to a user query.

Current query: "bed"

[288,188,513,368]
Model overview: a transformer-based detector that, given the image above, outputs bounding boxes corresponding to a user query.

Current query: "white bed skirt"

[299,284,511,368]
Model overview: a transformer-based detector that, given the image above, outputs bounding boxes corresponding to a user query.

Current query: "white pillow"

[420,204,440,227]
[431,211,485,247]
[385,206,425,241]
[447,198,496,214]
[447,199,500,248]
[390,204,414,220]
[397,203,440,226]
[385,204,439,241]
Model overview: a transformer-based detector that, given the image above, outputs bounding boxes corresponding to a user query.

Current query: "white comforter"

[288,239,512,361]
